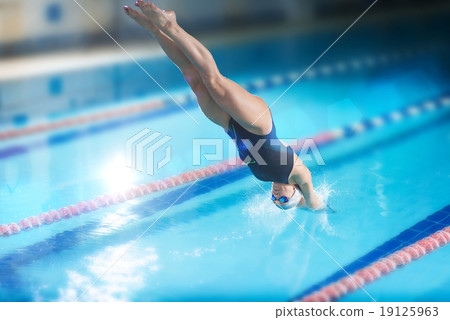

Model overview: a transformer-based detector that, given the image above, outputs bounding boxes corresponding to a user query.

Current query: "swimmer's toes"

[124,6,155,30]
[124,6,137,18]
[136,0,151,11]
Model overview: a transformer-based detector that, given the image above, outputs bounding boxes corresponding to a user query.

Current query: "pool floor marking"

[294,205,450,302]
[0,43,444,142]
[0,92,449,237]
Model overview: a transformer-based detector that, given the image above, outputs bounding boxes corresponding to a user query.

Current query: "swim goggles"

[272,187,303,210]
[271,194,290,203]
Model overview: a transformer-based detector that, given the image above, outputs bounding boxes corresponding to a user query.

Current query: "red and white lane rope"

[0,100,164,141]
[0,93,449,237]
[0,45,442,142]
[0,160,239,237]
[299,227,450,302]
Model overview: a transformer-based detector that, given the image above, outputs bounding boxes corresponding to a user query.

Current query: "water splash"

[242,178,337,238]
[309,178,337,234]
[243,193,294,237]
[314,179,336,207]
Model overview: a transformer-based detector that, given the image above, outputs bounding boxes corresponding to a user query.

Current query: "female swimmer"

[124,2,323,210]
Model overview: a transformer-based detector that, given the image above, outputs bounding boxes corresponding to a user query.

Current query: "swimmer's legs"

[136,2,272,135]
[124,6,229,128]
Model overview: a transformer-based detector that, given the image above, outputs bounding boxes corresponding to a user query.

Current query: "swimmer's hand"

[290,160,324,211]
[297,193,324,211]
[305,193,325,211]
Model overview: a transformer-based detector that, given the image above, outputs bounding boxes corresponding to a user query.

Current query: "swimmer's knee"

[201,73,225,97]
[183,71,203,93]
[195,86,210,102]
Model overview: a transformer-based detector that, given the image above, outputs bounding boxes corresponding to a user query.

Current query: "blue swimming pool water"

[0,14,449,301]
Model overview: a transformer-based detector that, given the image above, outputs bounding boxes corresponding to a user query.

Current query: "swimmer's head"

[271,182,303,210]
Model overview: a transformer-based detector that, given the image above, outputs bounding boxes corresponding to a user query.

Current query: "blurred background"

[0,0,447,56]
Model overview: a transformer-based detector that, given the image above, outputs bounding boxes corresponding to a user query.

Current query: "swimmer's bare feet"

[135,1,176,31]
[123,5,158,33]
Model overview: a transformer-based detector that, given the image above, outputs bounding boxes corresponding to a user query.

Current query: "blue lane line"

[289,204,450,301]
[0,99,198,160]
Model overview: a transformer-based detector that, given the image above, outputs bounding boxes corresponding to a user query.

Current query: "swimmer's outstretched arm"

[291,163,323,210]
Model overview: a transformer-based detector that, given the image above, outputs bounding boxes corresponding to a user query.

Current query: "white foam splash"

[242,179,337,239]
[314,180,335,207]
[243,193,293,236]
[310,179,338,234]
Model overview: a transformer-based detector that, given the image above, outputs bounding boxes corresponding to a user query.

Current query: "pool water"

[0,13,449,301]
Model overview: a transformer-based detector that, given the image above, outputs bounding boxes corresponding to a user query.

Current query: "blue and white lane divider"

[309,93,450,147]
[238,43,447,93]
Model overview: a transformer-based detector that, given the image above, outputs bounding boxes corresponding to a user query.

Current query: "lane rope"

[1,93,449,237]
[298,226,450,302]
[0,43,445,142]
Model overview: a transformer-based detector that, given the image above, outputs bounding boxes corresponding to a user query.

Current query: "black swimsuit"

[226,117,294,184]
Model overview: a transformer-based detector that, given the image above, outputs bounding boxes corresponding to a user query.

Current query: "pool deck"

[0,2,448,82]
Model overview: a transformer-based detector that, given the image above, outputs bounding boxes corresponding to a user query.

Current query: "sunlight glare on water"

[101,154,136,193]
